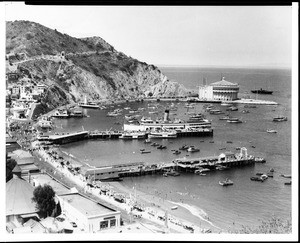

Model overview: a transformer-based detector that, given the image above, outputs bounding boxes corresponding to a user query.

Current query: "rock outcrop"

[6,20,189,110]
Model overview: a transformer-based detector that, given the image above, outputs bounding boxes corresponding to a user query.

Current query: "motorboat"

[157,145,167,149]
[273,116,288,122]
[250,176,264,182]
[251,88,273,94]
[266,129,277,133]
[171,206,178,210]
[226,106,238,111]
[164,170,180,176]
[241,110,250,113]
[284,181,292,185]
[173,150,181,155]
[209,109,225,115]
[254,157,266,163]
[219,178,234,186]
[179,145,189,150]
[187,146,200,152]
[78,96,99,109]
[219,116,231,120]
[227,118,242,123]
[141,150,151,154]
[195,168,210,174]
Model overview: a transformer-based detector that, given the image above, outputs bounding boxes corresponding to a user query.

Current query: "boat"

[124,109,212,132]
[266,172,274,177]
[269,168,274,172]
[144,138,152,143]
[171,206,178,210]
[250,176,264,182]
[164,170,180,176]
[78,96,99,109]
[273,116,288,122]
[71,109,85,117]
[284,181,292,185]
[226,106,238,111]
[107,111,121,117]
[187,146,200,152]
[179,145,189,150]
[209,109,224,115]
[280,174,291,178]
[140,116,154,123]
[260,174,268,180]
[141,150,151,154]
[148,130,177,139]
[266,129,277,133]
[227,118,242,123]
[195,168,210,174]
[254,157,266,163]
[216,165,229,171]
[51,109,70,118]
[251,88,273,95]
[219,178,234,186]
[241,110,250,113]
[151,142,159,146]
[119,132,146,139]
[173,150,181,155]
[256,172,264,176]
[157,145,167,149]
[226,141,233,143]
[219,116,231,120]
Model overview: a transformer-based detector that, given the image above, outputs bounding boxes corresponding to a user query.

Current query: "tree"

[32,184,56,218]
[6,156,17,182]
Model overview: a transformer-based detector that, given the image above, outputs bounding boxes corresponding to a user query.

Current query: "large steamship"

[123,109,212,132]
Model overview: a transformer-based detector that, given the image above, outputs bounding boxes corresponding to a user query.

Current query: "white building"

[57,193,121,232]
[199,77,239,101]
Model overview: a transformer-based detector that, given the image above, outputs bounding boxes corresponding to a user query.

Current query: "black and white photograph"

[1,2,298,241]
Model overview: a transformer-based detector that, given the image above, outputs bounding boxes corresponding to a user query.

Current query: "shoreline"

[31,141,220,233]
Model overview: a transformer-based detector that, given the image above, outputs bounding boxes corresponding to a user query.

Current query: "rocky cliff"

[6,20,189,111]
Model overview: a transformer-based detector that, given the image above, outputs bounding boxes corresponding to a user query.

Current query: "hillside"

[6,20,189,111]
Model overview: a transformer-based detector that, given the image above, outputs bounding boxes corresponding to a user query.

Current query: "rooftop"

[6,175,39,216]
[23,173,71,196]
[59,193,116,217]
[210,77,238,86]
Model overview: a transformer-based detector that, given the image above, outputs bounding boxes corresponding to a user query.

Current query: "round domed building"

[199,77,239,101]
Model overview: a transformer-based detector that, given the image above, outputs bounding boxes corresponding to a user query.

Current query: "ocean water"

[52,67,292,232]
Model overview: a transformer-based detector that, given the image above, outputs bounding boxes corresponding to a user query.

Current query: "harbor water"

[52,67,292,231]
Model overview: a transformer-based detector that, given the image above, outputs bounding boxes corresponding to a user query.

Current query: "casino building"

[199,77,239,101]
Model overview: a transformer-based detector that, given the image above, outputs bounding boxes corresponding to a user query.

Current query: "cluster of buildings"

[6,71,48,121]
[6,149,122,234]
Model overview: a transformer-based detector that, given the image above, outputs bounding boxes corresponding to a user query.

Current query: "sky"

[3,3,295,68]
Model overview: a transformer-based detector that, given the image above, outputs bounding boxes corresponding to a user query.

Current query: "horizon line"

[156,64,292,69]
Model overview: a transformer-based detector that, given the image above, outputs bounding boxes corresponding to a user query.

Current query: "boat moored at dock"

[119,131,146,139]
[148,130,177,139]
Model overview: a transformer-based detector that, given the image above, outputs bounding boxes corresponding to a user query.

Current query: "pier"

[37,128,213,144]
[114,148,255,178]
